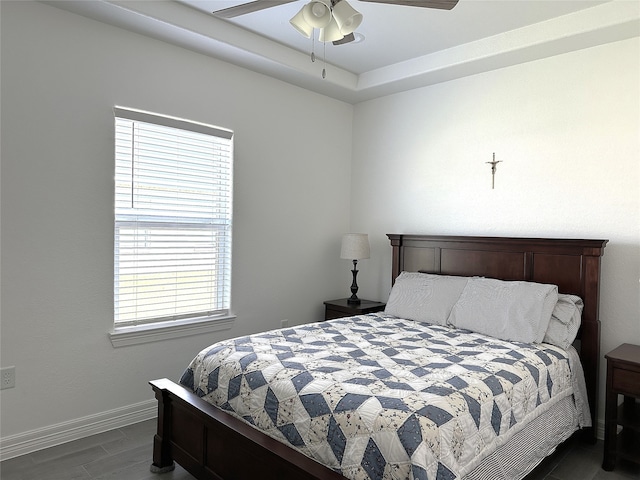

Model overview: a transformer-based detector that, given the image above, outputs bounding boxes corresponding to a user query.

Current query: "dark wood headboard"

[387,234,608,436]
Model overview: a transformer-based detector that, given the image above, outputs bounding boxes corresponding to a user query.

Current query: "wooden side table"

[602,343,640,471]
[323,298,386,321]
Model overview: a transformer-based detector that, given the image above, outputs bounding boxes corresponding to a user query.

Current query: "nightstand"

[602,343,640,471]
[323,298,386,321]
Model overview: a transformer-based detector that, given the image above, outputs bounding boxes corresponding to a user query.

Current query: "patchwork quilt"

[180,313,579,480]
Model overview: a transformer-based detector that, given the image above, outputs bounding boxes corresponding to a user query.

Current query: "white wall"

[0,1,353,441]
[351,37,640,429]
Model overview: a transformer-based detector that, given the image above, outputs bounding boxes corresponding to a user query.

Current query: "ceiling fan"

[213,0,459,45]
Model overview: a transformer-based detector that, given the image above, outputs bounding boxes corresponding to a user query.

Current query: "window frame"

[109,106,235,347]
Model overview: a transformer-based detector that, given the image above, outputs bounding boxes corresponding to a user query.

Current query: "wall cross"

[485,153,503,189]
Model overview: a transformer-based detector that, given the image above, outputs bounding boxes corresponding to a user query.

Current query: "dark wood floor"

[1,419,638,480]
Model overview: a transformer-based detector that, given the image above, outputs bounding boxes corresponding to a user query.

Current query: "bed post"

[150,380,176,473]
[388,234,402,283]
[580,249,607,442]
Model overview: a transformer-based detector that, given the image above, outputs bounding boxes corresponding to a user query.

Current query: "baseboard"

[0,399,156,461]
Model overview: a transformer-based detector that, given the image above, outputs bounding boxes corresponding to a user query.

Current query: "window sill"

[109,315,236,347]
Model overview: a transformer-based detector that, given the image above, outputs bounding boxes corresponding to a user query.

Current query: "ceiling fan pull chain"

[311,33,316,62]
[322,40,326,79]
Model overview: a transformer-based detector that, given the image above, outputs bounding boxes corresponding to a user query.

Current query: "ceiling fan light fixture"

[302,1,332,28]
[318,16,344,43]
[289,7,313,38]
[332,0,362,35]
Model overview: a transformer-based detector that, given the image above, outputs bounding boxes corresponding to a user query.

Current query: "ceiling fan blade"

[358,0,458,10]
[333,33,355,46]
[213,0,297,19]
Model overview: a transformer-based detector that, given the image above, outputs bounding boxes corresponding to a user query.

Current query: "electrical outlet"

[1,366,16,390]
[281,319,289,328]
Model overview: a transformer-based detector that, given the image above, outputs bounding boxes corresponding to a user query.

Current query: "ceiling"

[46,0,639,103]
[179,0,610,73]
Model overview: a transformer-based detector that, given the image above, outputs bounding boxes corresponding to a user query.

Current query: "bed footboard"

[149,378,347,480]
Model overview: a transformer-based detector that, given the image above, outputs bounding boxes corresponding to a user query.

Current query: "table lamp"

[340,233,370,304]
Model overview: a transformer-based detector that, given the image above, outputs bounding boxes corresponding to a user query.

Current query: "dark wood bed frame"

[150,234,607,480]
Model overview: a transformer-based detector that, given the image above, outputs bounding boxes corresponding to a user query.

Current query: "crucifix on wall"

[485,153,503,189]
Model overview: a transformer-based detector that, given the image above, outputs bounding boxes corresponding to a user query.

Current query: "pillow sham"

[543,294,583,349]
[384,272,468,326]
[448,277,558,344]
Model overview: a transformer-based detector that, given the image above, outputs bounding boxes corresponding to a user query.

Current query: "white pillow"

[448,277,558,344]
[384,272,468,325]
[543,294,583,349]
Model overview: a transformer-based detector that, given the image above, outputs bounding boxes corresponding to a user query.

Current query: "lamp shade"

[290,7,313,38]
[340,233,370,260]
[332,0,362,35]
[302,1,332,28]
[319,17,344,43]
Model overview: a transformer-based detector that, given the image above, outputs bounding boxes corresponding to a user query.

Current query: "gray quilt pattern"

[180,314,575,480]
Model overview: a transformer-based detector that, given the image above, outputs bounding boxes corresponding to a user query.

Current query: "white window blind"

[114,107,233,327]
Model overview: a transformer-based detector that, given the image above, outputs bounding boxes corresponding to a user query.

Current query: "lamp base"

[348,261,360,305]
[347,295,361,305]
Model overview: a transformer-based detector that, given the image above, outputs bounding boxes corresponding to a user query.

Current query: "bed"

[150,234,607,480]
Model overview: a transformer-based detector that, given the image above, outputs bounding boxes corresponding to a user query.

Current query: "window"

[113,107,233,338]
